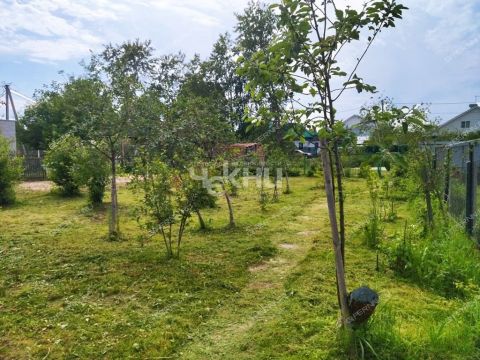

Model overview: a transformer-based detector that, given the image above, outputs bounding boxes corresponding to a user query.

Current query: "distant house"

[227,143,265,161]
[292,115,370,156]
[439,104,480,134]
[0,119,16,152]
[293,130,320,157]
[343,115,370,144]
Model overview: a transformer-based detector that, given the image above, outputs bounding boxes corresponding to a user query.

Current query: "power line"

[337,100,475,112]
[10,89,35,103]
[337,107,362,113]
[394,101,474,105]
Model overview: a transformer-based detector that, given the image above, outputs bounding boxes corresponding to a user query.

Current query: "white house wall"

[294,140,320,154]
[0,120,16,151]
[441,108,480,134]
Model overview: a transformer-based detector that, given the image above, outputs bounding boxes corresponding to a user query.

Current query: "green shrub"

[286,168,301,177]
[359,163,371,179]
[258,187,269,211]
[0,135,23,205]
[385,224,416,278]
[75,148,109,205]
[45,135,109,203]
[363,172,384,248]
[362,214,383,249]
[344,167,352,178]
[132,160,200,258]
[45,135,83,196]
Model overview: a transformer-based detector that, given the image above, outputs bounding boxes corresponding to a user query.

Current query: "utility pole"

[5,85,9,121]
[4,85,19,122]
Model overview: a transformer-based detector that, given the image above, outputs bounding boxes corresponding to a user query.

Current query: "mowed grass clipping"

[0,176,479,359]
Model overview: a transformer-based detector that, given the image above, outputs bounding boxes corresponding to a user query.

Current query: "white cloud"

[419,0,479,69]
[0,0,253,63]
[0,0,128,62]
[1,0,478,122]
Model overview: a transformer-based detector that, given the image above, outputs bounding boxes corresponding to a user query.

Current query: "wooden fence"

[18,150,47,181]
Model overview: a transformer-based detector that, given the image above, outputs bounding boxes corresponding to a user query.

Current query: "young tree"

[203,33,246,132]
[236,1,293,144]
[241,0,407,325]
[67,40,157,239]
[222,175,237,227]
[362,100,438,229]
[17,83,69,150]
[266,147,285,201]
[133,160,207,258]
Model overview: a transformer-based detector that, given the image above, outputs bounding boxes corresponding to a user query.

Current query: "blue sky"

[0,0,479,123]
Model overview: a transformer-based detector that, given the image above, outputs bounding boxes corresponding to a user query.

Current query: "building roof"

[439,105,480,128]
[303,130,317,139]
[229,143,262,148]
[344,115,363,128]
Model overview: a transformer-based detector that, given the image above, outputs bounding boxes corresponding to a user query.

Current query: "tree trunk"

[109,152,120,239]
[177,217,187,258]
[328,150,335,194]
[319,138,350,324]
[333,141,346,268]
[273,172,279,201]
[222,181,235,227]
[284,167,291,194]
[196,210,206,230]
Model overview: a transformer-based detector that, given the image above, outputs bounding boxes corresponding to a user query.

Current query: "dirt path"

[18,177,132,192]
[18,181,53,191]
[180,203,327,359]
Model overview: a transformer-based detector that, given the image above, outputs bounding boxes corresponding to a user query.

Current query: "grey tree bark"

[109,152,120,238]
[222,181,235,228]
[319,139,350,324]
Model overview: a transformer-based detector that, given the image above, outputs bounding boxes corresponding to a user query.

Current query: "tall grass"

[346,300,480,359]
[385,219,480,298]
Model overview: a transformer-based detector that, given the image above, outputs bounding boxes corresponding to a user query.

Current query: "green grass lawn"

[0,177,478,359]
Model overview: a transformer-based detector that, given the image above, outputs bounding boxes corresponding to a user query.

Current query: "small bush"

[359,163,371,179]
[362,214,383,248]
[286,168,301,177]
[258,188,269,211]
[0,135,23,206]
[385,225,416,278]
[45,135,109,203]
[132,160,201,258]
[44,135,83,196]
[363,172,384,248]
[344,167,352,178]
[75,147,109,205]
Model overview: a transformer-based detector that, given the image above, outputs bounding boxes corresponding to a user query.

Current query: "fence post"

[466,144,475,235]
[444,148,451,205]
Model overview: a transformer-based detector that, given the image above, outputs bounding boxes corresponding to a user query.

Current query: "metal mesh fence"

[435,141,480,244]
[449,144,468,221]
